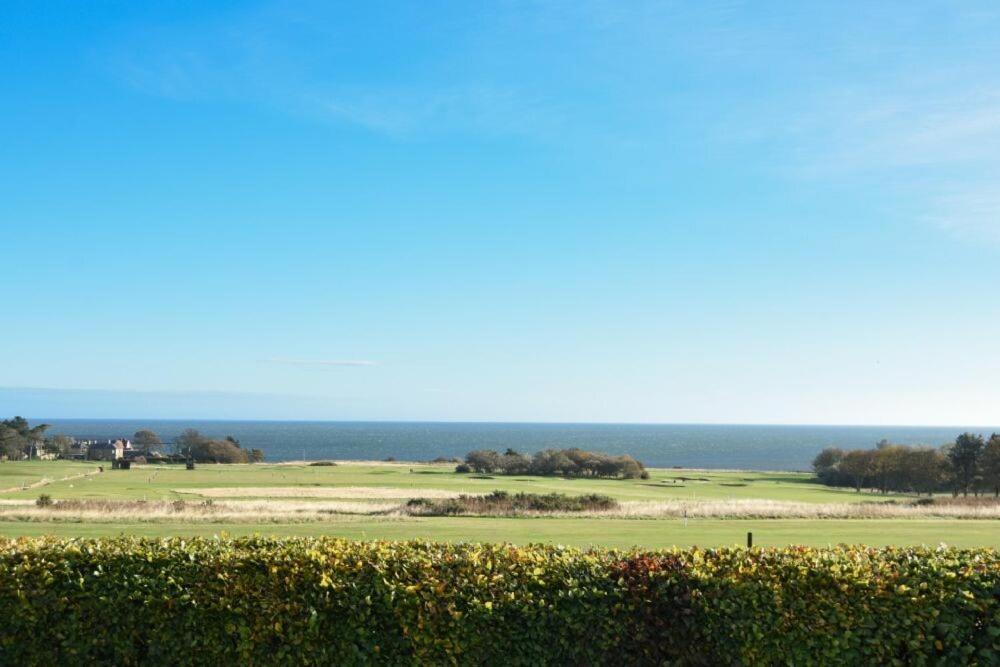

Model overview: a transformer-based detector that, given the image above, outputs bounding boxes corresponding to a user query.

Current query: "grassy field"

[0,517,995,548]
[0,460,910,503]
[0,460,996,548]
[0,460,96,492]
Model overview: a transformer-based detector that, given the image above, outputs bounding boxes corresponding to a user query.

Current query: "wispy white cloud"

[720,79,1000,243]
[103,3,560,140]
[923,186,1000,243]
[263,359,377,367]
[104,1,1000,244]
[785,88,1000,171]
[316,84,548,137]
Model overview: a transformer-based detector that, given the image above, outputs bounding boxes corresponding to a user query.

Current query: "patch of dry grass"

[6,495,1000,525]
[0,498,405,524]
[275,460,433,467]
[185,486,465,499]
[589,498,1000,519]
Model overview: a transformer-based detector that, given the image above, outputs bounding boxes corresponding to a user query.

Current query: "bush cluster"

[459,447,647,479]
[0,416,49,460]
[173,430,265,464]
[405,490,618,516]
[0,538,997,665]
[814,433,1000,496]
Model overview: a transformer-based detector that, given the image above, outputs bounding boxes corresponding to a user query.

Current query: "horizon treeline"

[0,418,264,464]
[813,433,1000,496]
[457,448,648,479]
[0,417,50,459]
[171,429,264,464]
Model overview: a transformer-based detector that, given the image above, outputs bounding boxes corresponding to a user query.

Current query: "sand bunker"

[181,486,465,499]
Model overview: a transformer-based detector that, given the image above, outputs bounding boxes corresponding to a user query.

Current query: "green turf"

[0,461,99,491]
[0,461,911,503]
[1,461,995,549]
[0,517,994,549]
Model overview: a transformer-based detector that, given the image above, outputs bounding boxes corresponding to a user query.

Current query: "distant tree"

[563,449,596,476]
[45,434,75,457]
[2,416,49,440]
[613,456,646,479]
[133,430,162,447]
[174,429,206,458]
[0,417,49,460]
[982,434,1000,498]
[195,439,248,464]
[465,450,502,473]
[947,433,985,496]
[528,449,570,476]
[813,441,954,495]
[838,449,875,492]
[812,447,845,485]
[872,445,908,494]
[225,436,241,447]
[905,447,947,495]
[249,448,265,463]
[499,450,531,474]
[460,448,646,480]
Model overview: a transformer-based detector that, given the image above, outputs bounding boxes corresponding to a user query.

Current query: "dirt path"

[1,467,103,494]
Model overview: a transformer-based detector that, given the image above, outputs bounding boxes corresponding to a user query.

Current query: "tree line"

[813,433,1000,496]
[0,418,263,464]
[457,448,648,479]
[172,429,264,464]
[0,417,50,459]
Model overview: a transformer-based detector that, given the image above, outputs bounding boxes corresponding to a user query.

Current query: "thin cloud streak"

[263,359,377,367]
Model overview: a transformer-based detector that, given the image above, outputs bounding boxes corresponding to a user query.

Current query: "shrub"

[454,463,472,473]
[173,429,254,464]
[198,440,249,464]
[0,539,996,664]
[308,461,338,467]
[406,491,619,516]
[460,448,647,479]
[35,494,53,508]
[464,449,501,473]
[499,450,531,474]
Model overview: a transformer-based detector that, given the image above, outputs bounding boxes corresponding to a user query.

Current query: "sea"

[33,420,998,471]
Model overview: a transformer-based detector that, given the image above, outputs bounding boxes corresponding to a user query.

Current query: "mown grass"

[1,461,997,548]
[0,461,913,503]
[0,517,995,548]
[0,461,99,491]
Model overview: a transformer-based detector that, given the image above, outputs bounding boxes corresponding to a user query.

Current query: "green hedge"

[0,538,997,665]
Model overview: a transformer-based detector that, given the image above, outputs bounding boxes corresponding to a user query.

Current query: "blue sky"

[3,1,1000,424]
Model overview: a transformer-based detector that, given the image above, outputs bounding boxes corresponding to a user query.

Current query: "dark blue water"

[33,420,996,471]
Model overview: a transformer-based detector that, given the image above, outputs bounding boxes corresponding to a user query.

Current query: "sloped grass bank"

[1,537,997,664]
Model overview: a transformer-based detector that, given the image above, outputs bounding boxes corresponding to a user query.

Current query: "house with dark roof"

[87,439,130,461]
